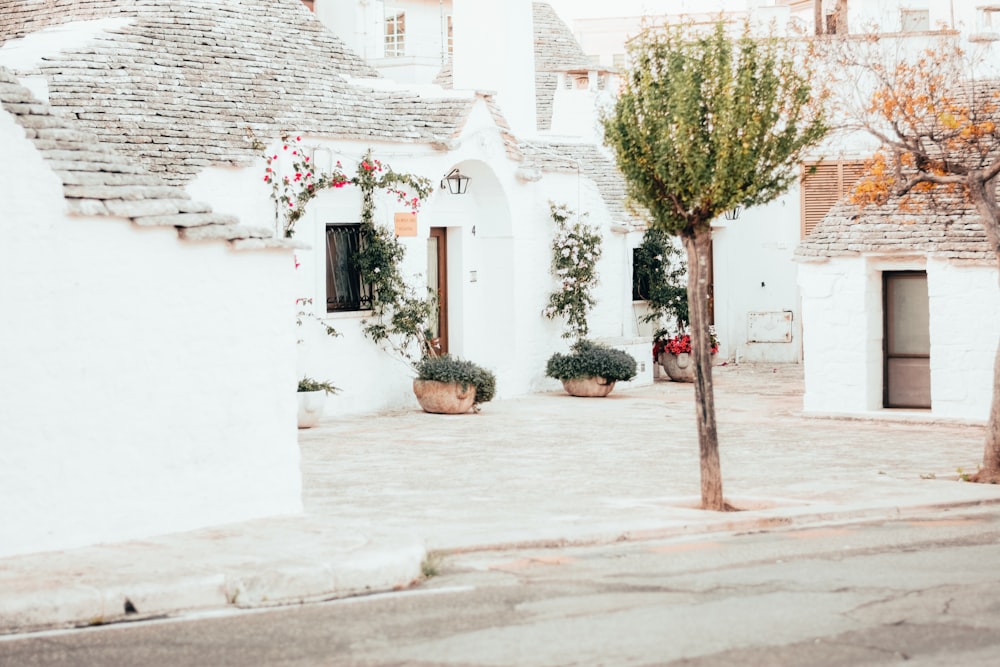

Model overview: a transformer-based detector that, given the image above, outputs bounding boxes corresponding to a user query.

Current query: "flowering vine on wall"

[543,202,603,340]
[251,130,436,362]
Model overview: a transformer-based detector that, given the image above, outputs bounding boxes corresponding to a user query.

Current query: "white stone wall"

[0,111,302,557]
[711,189,805,364]
[927,258,1000,420]
[798,253,999,421]
[184,98,649,418]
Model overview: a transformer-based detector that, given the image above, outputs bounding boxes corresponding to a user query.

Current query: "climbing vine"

[543,202,603,340]
[252,131,436,362]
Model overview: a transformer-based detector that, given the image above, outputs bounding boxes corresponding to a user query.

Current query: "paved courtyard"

[299,363,995,552]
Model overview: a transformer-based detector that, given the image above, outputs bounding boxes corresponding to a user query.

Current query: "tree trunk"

[974,336,1000,483]
[965,174,1000,483]
[682,226,725,510]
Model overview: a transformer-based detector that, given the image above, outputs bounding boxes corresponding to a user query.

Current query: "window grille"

[326,224,371,312]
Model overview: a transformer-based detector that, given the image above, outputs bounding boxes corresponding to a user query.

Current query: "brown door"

[427,228,448,355]
[883,271,931,408]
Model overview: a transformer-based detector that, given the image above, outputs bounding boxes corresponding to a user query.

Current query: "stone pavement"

[2,364,997,635]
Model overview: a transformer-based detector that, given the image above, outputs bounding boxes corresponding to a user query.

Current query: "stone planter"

[561,376,616,397]
[659,352,716,382]
[413,379,476,414]
[297,390,326,429]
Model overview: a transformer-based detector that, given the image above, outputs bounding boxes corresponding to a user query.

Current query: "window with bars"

[800,160,867,238]
[385,11,405,57]
[326,224,371,312]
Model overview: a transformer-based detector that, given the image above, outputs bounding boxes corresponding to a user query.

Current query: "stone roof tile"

[3,0,474,187]
[533,2,593,131]
[795,194,993,263]
[0,66,294,249]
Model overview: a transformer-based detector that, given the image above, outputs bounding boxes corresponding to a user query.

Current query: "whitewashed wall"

[711,189,804,364]
[798,254,998,421]
[186,96,649,418]
[0,112,303,557]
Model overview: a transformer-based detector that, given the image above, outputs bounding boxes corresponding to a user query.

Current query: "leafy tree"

[825,35,1000,483]
[603,21,827,510]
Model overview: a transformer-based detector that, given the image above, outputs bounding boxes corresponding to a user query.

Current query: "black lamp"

[441,168,470,195]
[723,205,742,221]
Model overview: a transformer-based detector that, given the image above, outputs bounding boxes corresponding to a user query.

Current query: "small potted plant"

[545,340,637,397]
[655,330,719,383]
[413,355,497,414]
[297,376,340,428]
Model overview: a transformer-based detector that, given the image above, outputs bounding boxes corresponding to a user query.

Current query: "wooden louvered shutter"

[800,161,867,238]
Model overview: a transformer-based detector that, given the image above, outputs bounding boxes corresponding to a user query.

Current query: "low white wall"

[798,253,998,421]
[711,190,803,364]
[0,111,302,557]
[798,257,876,413]
[928,258,1000,420]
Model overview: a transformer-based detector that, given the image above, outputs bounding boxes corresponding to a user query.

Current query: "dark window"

[326,224,370,312]
[632,248,649,302]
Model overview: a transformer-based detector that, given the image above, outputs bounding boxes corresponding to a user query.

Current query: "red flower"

[263,175,270,182]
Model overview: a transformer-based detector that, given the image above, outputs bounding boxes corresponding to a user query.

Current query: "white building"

[0,0,652,555]
[566,0,1000,369]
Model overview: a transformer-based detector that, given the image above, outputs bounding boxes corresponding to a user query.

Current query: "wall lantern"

[441,168,470,195]
[723,205,742,221]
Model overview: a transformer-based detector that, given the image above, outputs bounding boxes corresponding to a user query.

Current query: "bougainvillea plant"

[542,202,603,340]
[251,130,436,362]
[653,331,719,358]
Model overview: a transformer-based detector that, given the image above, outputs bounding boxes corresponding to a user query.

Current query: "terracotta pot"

[297,390,326,429]
[561,376,616,397]
[659,352,716,382]
[413,379,476,414]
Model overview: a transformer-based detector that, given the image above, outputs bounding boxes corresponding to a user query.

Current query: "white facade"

[798,256,999,421]
[565,0,1000,366]
[0,111,303,557]
[188,95,653,419]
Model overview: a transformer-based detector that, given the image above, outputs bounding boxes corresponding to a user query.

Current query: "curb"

[0,533,426,636]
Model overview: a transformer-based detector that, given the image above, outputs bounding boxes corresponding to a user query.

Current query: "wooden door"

[427,228,448,355]
[883,271,931,408]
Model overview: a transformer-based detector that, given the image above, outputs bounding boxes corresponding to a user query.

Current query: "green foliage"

[350,149,437,362]
[634,228,688,330]
[543,202,603,340]
[602,21,828,234]
[545,340,638,382]
[297,376,341,394]
[415,355,497,405]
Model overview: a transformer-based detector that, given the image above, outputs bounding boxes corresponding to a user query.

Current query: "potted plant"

[413,355,496,414]
[655,331,719,383]
[545,340,638,397]
[297,376,340,428]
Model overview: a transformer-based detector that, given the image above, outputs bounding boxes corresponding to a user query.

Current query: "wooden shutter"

[800,160,867,238]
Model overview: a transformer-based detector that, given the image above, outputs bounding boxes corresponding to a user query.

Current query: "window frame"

[385,11,406,58]
[325,223,371,314]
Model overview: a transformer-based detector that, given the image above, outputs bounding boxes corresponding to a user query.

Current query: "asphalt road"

[3,506,999,667]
